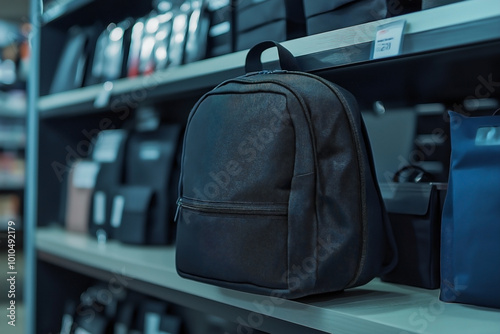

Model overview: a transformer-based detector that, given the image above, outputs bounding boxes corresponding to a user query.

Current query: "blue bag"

[440,110,500,309]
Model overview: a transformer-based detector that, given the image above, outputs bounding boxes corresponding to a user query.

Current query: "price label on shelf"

[92,130,127,163]
[372,20,406,60]
[72,161,100,189]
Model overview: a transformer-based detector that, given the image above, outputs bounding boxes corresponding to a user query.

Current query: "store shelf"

[38,0,500,118]
[36,226,500,334]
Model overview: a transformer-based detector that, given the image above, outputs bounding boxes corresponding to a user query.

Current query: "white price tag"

[372,20,406,60]
[92,130,127,162]
[72,161,100,189]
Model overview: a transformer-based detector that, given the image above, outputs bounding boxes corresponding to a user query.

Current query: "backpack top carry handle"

[245,40,301,73]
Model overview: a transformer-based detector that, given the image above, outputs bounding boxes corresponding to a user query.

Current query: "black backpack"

[175,41,396,299]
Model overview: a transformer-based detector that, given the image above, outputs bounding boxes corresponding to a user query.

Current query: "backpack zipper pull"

[174,199,182,222]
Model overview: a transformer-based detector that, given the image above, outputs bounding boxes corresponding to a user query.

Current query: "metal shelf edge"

[35,226,500,334]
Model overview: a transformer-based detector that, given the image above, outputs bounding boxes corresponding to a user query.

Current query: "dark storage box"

[207,0,234,57]
[422,0,465,9]
[303,0,387,35]
[380,182,447,289]
[109,186,154,245]
[386,0,422,17]
[122,124,182,245]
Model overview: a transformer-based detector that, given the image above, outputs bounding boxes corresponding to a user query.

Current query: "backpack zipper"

[175,198,287,221]
[248,70,288,76]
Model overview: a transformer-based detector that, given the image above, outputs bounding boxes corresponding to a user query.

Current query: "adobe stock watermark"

[5,221,18,327]
[399,280,465,334]
[188,102,291,202]
[179,100,291,226]
[51,72,164,182]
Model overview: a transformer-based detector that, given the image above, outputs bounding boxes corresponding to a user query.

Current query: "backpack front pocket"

[176,198,289,291]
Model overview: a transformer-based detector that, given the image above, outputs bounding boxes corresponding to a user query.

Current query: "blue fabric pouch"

[440,110,500,308]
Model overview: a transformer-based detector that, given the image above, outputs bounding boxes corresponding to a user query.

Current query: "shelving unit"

[25,0,500,333]
[36,226,500,334]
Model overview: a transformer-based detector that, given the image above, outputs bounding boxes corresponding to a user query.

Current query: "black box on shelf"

[207,0,234,57]
[236,20,287,52]
[86,19,133,85]
[116,124,183,245]
[50,25,101,94]
[422,0,465,9]
[380,182,447,289]
[109,185,154,245]
[235,0,305,51]
[303,0,387,35]
[184,0,211,64]
[386,0,422,17]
